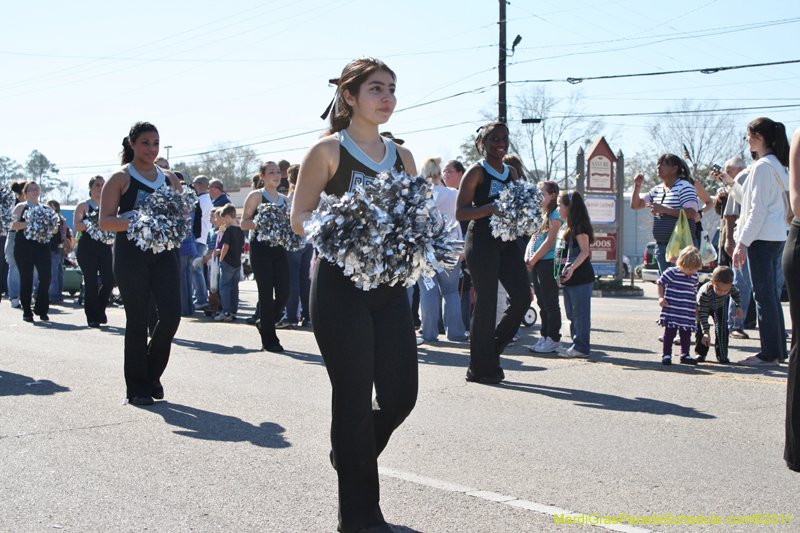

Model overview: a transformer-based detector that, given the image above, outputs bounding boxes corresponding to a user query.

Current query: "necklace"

[712,291,729,361]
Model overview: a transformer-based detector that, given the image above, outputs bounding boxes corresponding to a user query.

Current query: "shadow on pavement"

[172,337,260,355]
[148,402,291,448]
[497,381,716,418]
[391,526,424,533]
[280,350,324,366]
[0,369,70,396]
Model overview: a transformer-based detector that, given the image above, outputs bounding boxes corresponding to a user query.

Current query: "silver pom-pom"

[23,204,60,243]
[83,209,115,245]
[0,186,14,236]
[182,187,199,211]
[305,170,465,290]
[489,180,544,241]
[253,202,306,252]
[126,185,191,253]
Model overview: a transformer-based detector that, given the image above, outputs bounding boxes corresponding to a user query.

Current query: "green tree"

[0,156,24,185]
[25,150,60,194]
[192,143,259,191]
[625,99,744,193]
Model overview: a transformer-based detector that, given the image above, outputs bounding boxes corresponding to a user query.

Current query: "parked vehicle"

[641,241,714,283]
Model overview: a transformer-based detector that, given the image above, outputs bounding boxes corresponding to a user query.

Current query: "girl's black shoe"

[680,355,697,365]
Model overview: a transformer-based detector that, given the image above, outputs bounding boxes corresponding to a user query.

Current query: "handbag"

[665,209,693,263]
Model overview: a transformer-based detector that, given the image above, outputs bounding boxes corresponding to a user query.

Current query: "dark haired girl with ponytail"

[716,117,790,366]
[290,58,417,533]
[554,190,595,357]
[455,121,531,384]
[73,176,114,327]
[99,122,183,405]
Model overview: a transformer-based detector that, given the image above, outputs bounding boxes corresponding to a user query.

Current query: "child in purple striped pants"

[656,247,702,366]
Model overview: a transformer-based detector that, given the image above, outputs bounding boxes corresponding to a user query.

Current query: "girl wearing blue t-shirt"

[526,180,563,353]
[554,190,595,358]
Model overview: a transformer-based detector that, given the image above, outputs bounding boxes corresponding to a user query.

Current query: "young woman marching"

[455,122,531,384]
[73,176,115,328]
[240,161,290,352]
[291,57,418,533]
[99,122,182,406]
[10,181,56,322]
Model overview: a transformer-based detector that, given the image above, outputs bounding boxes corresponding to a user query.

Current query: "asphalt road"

[1,280,795,533]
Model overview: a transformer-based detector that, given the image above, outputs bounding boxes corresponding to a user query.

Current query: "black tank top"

[118,164,168,215]
[471,160,512,208]
[325,130,404,197]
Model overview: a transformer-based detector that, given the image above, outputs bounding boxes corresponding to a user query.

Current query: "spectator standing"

[443,159,472,332]
[720,158,754,339]
[656,247,702,366]
[718,117,790,366]
[5,181,27,308]
[208,179,231,208]
[416,156,466,344]
[46,200,71,304]
[191,176,212,312]
[284,164,313,328]
[630,154,698,275]
[526,180,563,353]
[216,204,244,322]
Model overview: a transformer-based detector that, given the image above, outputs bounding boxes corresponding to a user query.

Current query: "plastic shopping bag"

[664,209,693,263]
[209,255,220,293]
[699,229,717,266]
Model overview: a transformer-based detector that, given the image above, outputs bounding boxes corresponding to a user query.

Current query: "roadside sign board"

[590,232,616,261]
[585,196,617,225]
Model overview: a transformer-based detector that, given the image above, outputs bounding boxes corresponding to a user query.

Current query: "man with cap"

[277,160,291,195]
[208,179,231,208]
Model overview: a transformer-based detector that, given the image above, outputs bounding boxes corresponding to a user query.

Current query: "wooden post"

[616,149,625,280]
[576,146,585,196]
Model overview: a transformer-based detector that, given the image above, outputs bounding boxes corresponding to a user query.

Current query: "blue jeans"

[286,243,313,322]
[48,252,63,302]
[179,254,195,316]
[5,233,20,300]
[562,281,593,354]
[418,264,466,341]
[190,243,208,307]
[748,240,787,361]
[219,262,240,315]
[729,258,752,330]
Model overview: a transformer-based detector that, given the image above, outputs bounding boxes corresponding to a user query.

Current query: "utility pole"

[498,0,507,123]
[564,140,568,190]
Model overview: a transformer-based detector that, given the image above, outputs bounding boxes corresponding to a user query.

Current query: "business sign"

[592,263,617,277]
[588,155,613,190]
[585,196,617,225]
[590,232,616,261]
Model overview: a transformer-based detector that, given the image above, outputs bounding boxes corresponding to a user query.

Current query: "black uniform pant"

[14,237,51,319]
[464,223,531,379]
[250,240,289,348]
[76,237,114,324]
[782,223,800,471]
[310,258,418,533]
[113,235,181,400]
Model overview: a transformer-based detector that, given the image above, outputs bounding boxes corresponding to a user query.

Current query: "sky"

[2,0,799,195]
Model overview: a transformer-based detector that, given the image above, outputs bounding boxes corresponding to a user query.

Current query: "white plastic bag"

[699,230,717,265]
[209,256,220,293]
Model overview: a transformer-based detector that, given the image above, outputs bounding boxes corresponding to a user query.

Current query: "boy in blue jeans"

[215,204,244,322]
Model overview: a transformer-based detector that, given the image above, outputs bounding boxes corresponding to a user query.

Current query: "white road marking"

[379,467,653,533]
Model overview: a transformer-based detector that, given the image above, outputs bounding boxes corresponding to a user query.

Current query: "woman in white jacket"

[716,117,790,365]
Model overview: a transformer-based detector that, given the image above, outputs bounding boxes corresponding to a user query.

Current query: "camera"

[711,163,722,173]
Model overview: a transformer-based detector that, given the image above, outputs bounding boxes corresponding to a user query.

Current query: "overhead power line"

[509,59,800,85]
